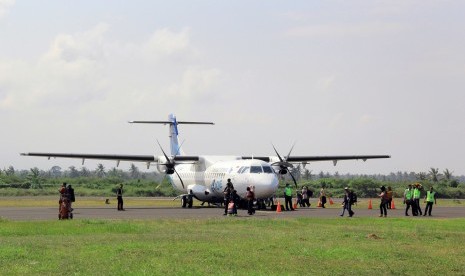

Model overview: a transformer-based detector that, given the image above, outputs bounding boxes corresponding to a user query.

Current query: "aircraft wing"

[286,155,391,162]
[20,152,200,163]
[242,155,390,163]
[20,152,157,162]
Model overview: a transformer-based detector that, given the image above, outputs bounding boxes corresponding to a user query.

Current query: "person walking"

[423,187,437,216]
[340,187,354,217]
[116,184,124,211]
[301,186,310,207]
[319,187,327,208]
[284,183,294,211]
[246,186,255,215]
[403,184,414,216]
[379,186,388,217]
[223,179,234,215]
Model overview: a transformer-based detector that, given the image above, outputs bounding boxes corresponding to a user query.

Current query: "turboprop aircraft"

[21,114,390,208]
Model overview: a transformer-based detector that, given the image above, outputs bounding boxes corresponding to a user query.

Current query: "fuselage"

[164,156,279,202]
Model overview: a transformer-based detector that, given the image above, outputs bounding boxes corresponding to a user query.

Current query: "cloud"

[144,28,191,58]
[0,0,15,18]
[286,22,403,38]
[0,24,221,115]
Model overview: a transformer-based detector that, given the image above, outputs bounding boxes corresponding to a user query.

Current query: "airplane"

[21,114,390,209]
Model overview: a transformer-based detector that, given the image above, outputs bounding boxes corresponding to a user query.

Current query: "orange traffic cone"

[276,201,282,213]
[391,199,396,209]
[329,198,334,205]
[293,199,298,209]
[368,199,372,209]
[317,200,322,208]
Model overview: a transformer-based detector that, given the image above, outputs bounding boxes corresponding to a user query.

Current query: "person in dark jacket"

[246,186,255,215]
[116,184,124,211]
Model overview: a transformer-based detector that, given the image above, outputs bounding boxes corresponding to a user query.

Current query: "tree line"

[1,164,464,198]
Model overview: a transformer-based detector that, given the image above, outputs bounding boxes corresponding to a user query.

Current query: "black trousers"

[285,196,293,210]
[224,198,229,214]
[321,196,326,208]
[247,199,254,214]
[405,200,413,215]
[424,202,433,216]
[380,202,387,216]
[414,199,422,215]
[117,196,123,210]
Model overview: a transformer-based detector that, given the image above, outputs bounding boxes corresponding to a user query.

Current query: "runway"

[1,205,463,221]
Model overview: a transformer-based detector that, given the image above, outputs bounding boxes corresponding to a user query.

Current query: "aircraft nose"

[252,174,279,198]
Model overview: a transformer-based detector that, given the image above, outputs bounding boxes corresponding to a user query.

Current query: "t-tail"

[129,114,214,156]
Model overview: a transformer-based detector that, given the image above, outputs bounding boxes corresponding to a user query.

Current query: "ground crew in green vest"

[413,183,422,216]
[423,187,437,216]
[403,184,414,216]
[284,183,294,211]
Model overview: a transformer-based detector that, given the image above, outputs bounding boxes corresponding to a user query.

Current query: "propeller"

[156,140,185,189]
[271,143,298,187]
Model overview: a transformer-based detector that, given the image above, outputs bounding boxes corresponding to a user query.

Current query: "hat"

[344,187,349,190]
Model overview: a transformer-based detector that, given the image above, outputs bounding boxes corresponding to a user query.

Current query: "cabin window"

[250,166,263,173]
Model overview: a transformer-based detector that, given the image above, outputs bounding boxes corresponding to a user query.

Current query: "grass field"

[1,217,465,275]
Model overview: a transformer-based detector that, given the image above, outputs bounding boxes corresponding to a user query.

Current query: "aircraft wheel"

[187,196,193,208]
[181,196,187,208]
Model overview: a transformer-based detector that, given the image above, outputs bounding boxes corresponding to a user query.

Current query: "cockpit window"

[250,166,263,173]
[241,167,250,174]
[237,166,245,173]
[262,166,273,173]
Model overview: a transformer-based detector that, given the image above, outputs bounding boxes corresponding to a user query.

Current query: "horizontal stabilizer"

[129,121,214,125]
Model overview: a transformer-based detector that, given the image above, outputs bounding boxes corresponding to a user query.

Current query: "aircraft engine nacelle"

[156,156,175,174]
[279,169,288,175]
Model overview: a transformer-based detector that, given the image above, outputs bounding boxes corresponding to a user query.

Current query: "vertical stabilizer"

[168,114,183,156]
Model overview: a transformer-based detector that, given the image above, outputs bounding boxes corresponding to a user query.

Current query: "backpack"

[350,192,358,204]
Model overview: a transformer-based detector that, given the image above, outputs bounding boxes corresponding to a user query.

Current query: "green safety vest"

[285,187,292,197]
[426,191,436,202]
[413,188,421,199]
[405,189,413,200]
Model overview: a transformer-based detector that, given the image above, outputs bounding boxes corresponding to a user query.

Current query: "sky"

[1,0,465,175]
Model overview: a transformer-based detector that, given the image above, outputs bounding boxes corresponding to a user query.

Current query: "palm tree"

[80,166,91,177]
[129,163,140,179]
[428,168,441,182]
[416,172,427,181]
[68,166,80,178]
[95,164,106,178]
[443,169,453,181]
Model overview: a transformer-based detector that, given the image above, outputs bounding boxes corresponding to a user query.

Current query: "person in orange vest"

[423,187,437,216]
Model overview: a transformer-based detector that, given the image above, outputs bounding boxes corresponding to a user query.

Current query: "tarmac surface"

[1,204,464,221]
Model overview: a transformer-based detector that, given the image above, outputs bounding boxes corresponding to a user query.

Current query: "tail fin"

[129,114,214,156]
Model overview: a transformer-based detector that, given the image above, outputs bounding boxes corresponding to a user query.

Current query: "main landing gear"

[181,195,193,208]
